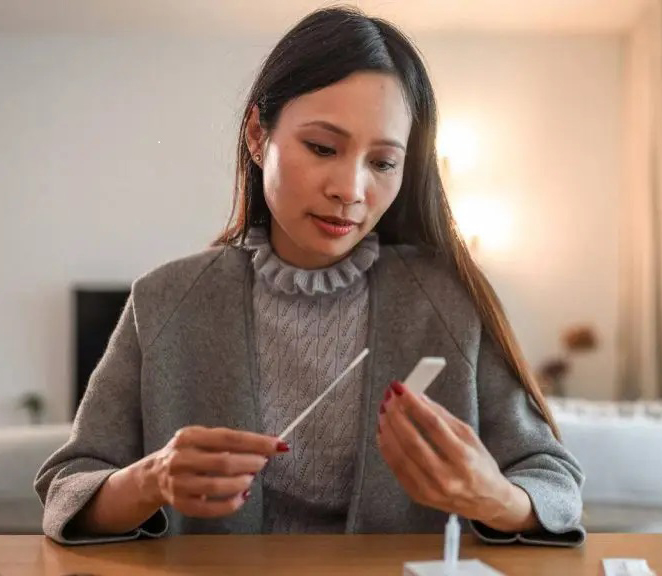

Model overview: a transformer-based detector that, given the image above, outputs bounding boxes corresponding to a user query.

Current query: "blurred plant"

[537,325,599,397]
[18,392,45,425]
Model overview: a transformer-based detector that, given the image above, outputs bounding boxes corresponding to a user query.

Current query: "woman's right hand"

[144,425,288,518]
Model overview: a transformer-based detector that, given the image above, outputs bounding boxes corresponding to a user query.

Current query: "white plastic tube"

[443,514,460,569]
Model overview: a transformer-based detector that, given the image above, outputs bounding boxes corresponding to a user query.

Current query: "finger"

[391,384,467,460]
[173,426,286,455]
[422,395,477,441]
[377,416,429,502]
[378,409,448,509]
[172,473,253,499]
[166,449,268,477]
[381,396,453,486]
[172,492,248,519]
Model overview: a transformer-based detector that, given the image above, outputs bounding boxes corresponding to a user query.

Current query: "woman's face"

[247,71,412,269]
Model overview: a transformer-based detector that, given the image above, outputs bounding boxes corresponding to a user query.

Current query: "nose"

[326,163,366,205]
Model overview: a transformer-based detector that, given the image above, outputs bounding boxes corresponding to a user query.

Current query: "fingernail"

[384,387,392,402]
[379,402,386,414]
[391,380,405,396]
[242,490,251,500]
[276,442,290,452]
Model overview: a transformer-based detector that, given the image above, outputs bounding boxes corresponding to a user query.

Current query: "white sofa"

[0,424,71,534]
[1,398,661,534]
[548,397,662,533]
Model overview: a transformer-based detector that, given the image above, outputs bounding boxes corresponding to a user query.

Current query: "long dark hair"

[214,5,560,438]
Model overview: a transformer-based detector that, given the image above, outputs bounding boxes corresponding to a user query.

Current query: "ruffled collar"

[243,227,379,296]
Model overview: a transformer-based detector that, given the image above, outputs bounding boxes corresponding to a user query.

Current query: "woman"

[36,6,585,546]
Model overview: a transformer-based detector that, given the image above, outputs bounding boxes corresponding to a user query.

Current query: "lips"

[313,215,359,226]
[310,214,359,238]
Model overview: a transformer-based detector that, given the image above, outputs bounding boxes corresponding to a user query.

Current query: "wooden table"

[1,534,661,576]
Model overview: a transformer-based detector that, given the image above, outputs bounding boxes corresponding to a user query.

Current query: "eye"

[305,142,336,157]
[373,159,397,173]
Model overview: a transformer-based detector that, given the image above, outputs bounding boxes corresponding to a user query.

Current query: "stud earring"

[254,153,262,164]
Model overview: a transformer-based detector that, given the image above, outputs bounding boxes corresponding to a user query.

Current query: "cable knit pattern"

[246,228,376,533]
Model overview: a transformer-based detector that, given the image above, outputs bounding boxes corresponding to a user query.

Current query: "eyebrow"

[300,120,406,152]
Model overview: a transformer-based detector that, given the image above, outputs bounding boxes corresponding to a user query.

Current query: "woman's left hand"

[377,381,538,533]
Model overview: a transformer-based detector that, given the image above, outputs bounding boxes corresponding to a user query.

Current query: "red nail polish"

[242,490,251,500]
[391,380,405,396]
[379,402,386,414]
[384,387,392,402]
[276,442,290,452]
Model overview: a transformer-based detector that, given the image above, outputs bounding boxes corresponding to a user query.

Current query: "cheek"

[262,142,316,210]
[261,144,282,205]
[367,176,402,218]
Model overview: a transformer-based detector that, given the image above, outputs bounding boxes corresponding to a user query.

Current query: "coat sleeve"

[469,327,586,547]
[34,294,168,545]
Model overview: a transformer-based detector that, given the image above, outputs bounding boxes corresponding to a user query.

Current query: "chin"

[310,232,363,260]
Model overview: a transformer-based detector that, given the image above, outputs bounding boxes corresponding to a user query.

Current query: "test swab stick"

[277,348,370,441]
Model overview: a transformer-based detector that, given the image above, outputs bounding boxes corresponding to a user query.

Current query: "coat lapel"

[345,246,474,533]
[144,246,263,533]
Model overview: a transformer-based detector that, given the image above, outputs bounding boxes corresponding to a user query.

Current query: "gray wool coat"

[34,243,586,546]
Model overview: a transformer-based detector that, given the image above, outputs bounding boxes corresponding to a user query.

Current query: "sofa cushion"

[549,397,662,507]
[0,424,71,533]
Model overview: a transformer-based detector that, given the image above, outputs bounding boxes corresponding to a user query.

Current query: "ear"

[245,105,266,164]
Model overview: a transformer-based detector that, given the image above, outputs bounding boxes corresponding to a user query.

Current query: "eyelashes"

[305,142,336,157]
[304,141,397,172]
[373,160,397,172]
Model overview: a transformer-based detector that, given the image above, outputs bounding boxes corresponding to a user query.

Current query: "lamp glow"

[437,119,478,175]
[451,195,513,253]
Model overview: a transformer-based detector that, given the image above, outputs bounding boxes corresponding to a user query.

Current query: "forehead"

[277,71,412,140]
